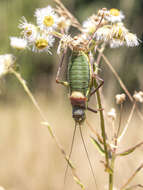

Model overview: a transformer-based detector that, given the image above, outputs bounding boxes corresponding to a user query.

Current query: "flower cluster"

[10,5,71,53]
[10,4,139,54]
[83,8,139,48]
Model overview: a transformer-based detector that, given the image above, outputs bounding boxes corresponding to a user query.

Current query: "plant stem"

[118,102,136,143]
[109,155,115,190]
[94,80,109,169]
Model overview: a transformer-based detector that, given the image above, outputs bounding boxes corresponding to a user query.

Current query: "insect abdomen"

[68,51,90,96]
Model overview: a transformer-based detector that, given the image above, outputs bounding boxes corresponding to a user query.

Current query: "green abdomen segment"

[68,52,91,96]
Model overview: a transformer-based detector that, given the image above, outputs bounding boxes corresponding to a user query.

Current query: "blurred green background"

[0,1,143,190]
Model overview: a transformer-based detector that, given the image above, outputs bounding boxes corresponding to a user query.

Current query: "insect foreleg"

[90,75,104,97]
[56,50,69,87]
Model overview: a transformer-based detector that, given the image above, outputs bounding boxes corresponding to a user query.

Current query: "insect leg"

[90,75,104,97]
[87,106,98,113]
[56,50,69,87]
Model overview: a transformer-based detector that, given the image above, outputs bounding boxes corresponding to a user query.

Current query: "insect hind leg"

[90,75,104,97]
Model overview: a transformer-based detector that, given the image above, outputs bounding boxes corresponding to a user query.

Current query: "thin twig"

[96,45,105,66]
[125,184,143,190]
[99,50,133,101]
[120,163,143,190]
[116,103,123,138]
[99,50,143,121]
[10,69,86,190]
[54,0,82,31]
[118,102,136,143]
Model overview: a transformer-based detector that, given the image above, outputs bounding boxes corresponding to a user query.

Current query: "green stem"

[109,155,115,190]
[94,80,109,169]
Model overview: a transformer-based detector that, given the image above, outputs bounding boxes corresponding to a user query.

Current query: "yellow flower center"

[118,27,123,37]
[113,25,123,39]
[44,16,54,27]
[35,39,48,49]
[58,21,66,30]
[110,9,120,16]
[89,26,96,34]
[26,30,32,36]
[24,27,32,37]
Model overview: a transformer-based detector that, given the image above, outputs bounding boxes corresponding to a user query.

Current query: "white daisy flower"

[109,38,125,48]
[35,6,58,32]
[33,33,55,54]
[10,37,27,50]
[19,17,38,42]
[0,54,16,77]
[82,17,97,34]
[125,32,139,47]
[94,26,112,42]
[106,8,125,23]
[111,22,128,39]
[57,16,71,33]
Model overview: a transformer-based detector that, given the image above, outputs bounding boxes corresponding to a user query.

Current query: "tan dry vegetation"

[0,90,142,190]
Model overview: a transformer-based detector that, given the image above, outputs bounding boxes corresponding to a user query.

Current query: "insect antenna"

[63,122,77,185]
[79,123,98,190]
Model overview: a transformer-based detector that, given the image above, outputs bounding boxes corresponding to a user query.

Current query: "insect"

[56,49,104,123]
[56,44,104,188]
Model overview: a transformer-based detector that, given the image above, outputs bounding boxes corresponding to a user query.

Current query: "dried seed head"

[133,91,143,103]
[107,108,116,120]
[115,93,126,104]
[0,54,16,77]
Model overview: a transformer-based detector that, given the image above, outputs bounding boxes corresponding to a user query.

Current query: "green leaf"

[118,147,136,156]
[90,136,105,156]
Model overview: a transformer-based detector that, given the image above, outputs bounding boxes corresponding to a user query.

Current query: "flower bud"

[107,108,116,120]
[133,91,143,103]
[115,93,126,104]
